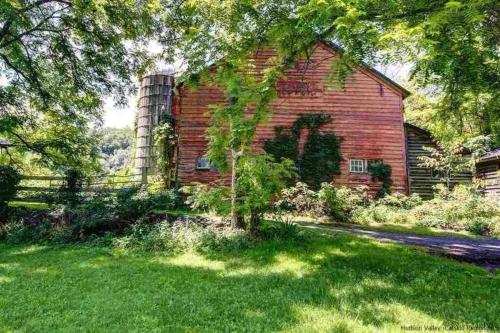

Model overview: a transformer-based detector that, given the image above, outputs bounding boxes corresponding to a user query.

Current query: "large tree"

[379,0,500,145]
[0,0,180,172]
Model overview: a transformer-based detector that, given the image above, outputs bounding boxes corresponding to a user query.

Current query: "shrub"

[70,188,182,237]
[260,213,306,242]
[318,183,367,222]
[0,165,21,213]
[379,192,422,209]
[198,225,251,252]
[1,187,183,243]
[58,169,85,206]
[1,207,75,243]
[276,182,498,237]
[276,182,368,221]
[465,217,492,236]
[181,184,231,216]
[112,220,251,253]
[412,185,499,234]
[352,203,411,225]
[352,185,499,237]
[275,182,322,216]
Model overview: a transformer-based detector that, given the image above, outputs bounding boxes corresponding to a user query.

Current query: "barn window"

[196,157,211,170]
[349,159,365,173]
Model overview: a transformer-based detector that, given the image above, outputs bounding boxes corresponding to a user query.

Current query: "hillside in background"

[96,128,134,174]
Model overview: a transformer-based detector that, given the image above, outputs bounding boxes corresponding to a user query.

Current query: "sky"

[103,96,138,129]
[102,62,412,129]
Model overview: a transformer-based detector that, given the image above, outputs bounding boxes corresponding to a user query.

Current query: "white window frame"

[349,159,365,173]
[196,157,211,170]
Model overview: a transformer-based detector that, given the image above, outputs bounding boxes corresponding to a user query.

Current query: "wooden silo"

[135,72,174,183]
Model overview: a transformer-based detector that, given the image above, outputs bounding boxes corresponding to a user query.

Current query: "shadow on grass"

[0,233,499,332]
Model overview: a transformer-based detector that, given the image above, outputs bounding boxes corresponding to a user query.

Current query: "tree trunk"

[230,149,239,228]
[249,209,260,239]
[446,170,451,191]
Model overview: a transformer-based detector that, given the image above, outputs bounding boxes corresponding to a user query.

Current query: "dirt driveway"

[298,222,500,271]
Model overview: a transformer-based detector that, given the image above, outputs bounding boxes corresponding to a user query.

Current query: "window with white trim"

[196,157,211,170]
[349,159,365,173]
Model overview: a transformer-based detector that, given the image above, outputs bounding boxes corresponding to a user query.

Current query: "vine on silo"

[153,116,176,188]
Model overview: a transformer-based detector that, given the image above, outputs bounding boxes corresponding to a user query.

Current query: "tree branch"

[8,130,57,164]
[0,6,70,49]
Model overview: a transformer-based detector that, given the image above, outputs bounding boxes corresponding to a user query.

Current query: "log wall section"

[174,43,409,194]
[405,124,472,199]
[476,160,500,199]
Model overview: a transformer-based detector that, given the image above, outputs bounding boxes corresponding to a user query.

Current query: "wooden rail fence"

[13,175,142,203]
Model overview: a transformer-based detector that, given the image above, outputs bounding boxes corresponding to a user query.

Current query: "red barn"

[171,42,410,194]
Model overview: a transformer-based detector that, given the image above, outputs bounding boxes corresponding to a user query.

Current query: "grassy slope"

[1,233,498,332]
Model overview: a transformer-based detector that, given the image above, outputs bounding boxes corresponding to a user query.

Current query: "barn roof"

[404,123,431,136]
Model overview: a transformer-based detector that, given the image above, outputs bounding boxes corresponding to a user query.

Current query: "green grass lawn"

[8,201,50,210]
[1,233,498,332]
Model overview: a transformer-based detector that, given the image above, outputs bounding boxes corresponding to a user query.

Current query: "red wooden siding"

[173,43,409,194]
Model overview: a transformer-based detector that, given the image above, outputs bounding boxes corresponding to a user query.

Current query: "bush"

[378,192,422,209]
[275,182,498,237]
[1,207,75,243]
[412,185,499,234]
[0,165,21,213]
[58,169,84,206]
[1,187,183,243]
[276,182,368,221]
[275,182,322,216]
[260,213,307,242]
[111,220,251,253]
[352,185,499,237]
[318,183,367,221]
[352,203,411,225]
[181,184,231,216]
